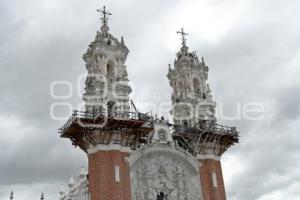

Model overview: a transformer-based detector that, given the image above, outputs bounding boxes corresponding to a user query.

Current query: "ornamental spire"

[97,5,112,34]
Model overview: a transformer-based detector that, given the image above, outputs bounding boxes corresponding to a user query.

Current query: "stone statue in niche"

[170,189,178,200]
[138,162,151,176]
[121,69,129,81]
[135,191,145,200]
[206,83,211,94]
[206,84,213,100]
[146,187,157,200]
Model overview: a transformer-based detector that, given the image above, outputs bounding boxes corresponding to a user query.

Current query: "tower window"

[107,63,114,79]
[107,101,116,117]
[193,78,200,92]
[183,120,188,127]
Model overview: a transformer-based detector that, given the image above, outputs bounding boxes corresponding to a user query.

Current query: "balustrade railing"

[58,107,152,133]
[173,120,238,138]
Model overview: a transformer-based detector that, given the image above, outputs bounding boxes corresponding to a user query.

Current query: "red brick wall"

[199,159,226,200]
[88,150,131,200]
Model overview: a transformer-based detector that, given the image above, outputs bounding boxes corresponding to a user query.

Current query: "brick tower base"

[88,147,131,200]
[199,158,226,200]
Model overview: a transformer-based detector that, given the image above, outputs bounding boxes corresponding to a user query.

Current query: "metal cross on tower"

[97,5,112,27]
[177,28,188,47]
[10,191,13,200]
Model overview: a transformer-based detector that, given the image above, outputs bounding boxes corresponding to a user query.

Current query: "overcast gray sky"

[1,0,300,199]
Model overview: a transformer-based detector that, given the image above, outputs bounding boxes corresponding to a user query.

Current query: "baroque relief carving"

[129,144,203,200]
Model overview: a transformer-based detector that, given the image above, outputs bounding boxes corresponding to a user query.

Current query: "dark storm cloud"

[1,0,300,199]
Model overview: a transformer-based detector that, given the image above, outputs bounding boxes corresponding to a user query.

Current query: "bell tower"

[168,28,216,126]
[82,6,131,116]
[59,6,153,200]
[168,28,239,200]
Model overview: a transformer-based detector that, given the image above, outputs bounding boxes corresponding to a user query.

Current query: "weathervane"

[97,5,112,28]
[177,28,188,47]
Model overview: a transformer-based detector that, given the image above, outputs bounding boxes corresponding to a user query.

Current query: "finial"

[10,191,13,200]
[40,193,44,200]
[68,176,75,188]
[121,36,125,46]
[97,5,112,33]
[177,28,189,48]
[202,57,205,64]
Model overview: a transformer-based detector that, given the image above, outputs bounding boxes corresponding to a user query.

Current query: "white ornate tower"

[167,28,216,126]
[82,6,132,117]
[167,29,239,200]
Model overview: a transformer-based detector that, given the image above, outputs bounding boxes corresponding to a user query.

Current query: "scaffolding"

[172,120,239,156]
[59,108,238,155]
[59,107,153,152]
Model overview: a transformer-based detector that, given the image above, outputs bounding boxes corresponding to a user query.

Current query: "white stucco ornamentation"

[167,28,216,126]
[129,143,203,200]
[59,168,89,200]
[82,7,132,116]
[129,122,203,200]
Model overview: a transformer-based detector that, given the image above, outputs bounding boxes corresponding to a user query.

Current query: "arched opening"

[107,101,116,117]
[193,78,201,93]
[183,120,189,127]
[107,62,114,83]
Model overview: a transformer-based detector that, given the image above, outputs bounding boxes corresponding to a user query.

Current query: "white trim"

[114,165,120,182]
[197,154,220,161]
[212,172,218,188]
[87,144,131,154]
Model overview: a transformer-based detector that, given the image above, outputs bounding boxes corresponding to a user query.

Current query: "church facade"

[58,6,239,200]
